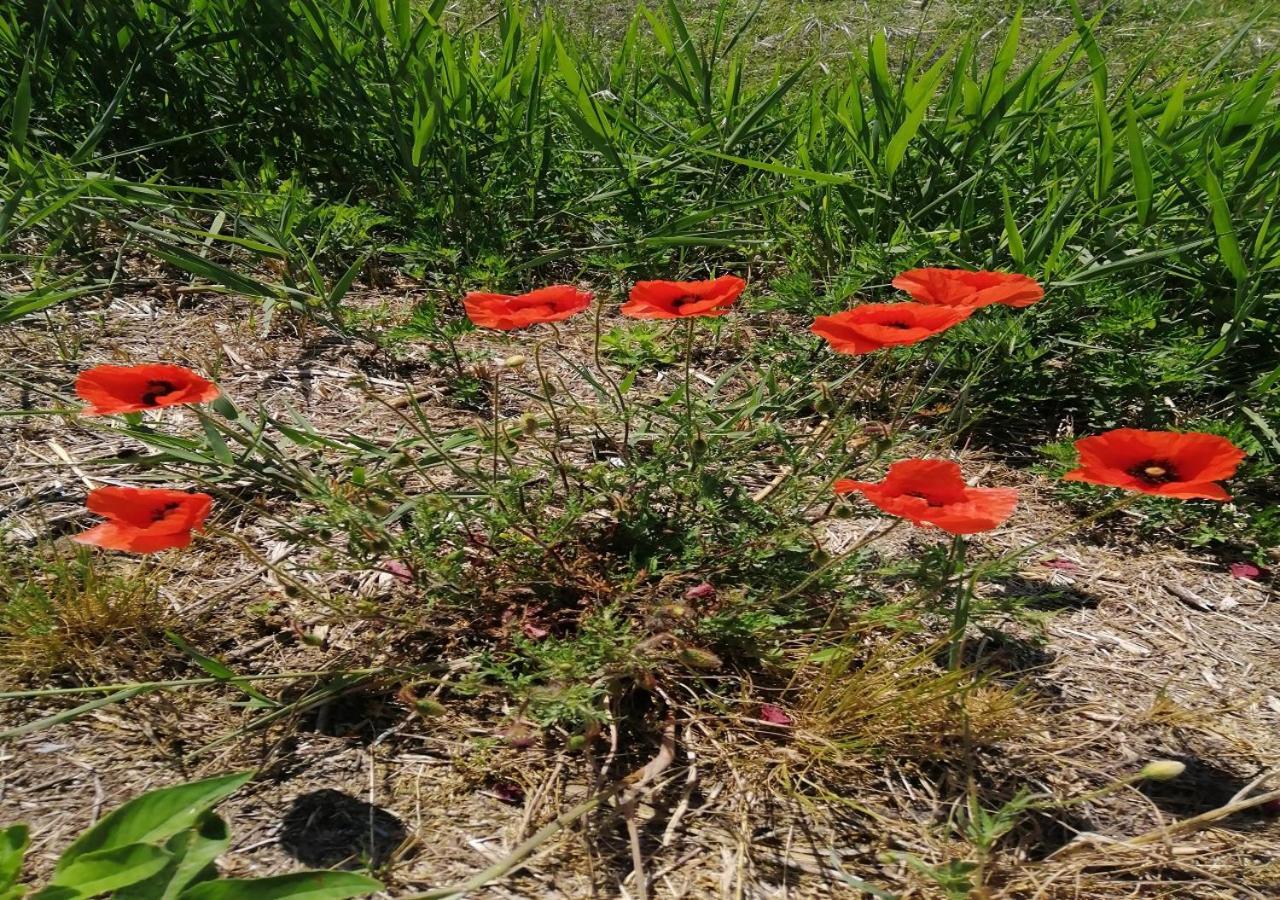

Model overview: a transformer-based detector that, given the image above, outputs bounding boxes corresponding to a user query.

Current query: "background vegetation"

[3,1,1279,894]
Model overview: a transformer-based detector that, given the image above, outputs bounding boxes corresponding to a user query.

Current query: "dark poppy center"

[904,490,947,507]
[882,321,913,330]
[1127,460,1179,485]
[140,380,178,406]
[151,501,181,522]
[670,295,699,308]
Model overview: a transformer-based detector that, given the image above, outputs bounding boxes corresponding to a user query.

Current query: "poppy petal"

[621,276,745,319]
[893,268,1043,309]
[1063,428,1244,501]
[76,364,218,415]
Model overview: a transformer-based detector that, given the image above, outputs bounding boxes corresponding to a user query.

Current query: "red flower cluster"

[813,268,1043,356]
[75,486,213,553]
[462,276,748,330]
[69,269,1250,559]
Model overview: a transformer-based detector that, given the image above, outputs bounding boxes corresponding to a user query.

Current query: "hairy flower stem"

[592,292,630,459]
[683,318,696,470]
[491,365,502,494]
[534,341,573,497]
[944,535,973,670]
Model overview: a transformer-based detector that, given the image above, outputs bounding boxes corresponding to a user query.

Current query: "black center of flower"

[904,490,946,507]
[882,321,912,329]
[140,380,177,406]
[151,501,181,522]
[1127,460,1179,484]
[670,295,698,308]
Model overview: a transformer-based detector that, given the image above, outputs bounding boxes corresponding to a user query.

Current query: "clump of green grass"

[0,544,171,683]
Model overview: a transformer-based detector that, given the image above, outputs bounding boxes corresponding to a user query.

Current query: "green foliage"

[6,774,382,899]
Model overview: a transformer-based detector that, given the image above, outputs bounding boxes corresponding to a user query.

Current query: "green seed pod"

[566,734,588,752]
[1139,760,1186,781]
[415,697,447,718]
[691,436,709,458]
[677,647,723,671]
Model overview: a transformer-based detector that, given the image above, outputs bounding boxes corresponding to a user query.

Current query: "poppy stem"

[683,319,696,469]
[591,291,630,460]
[533,340,573,497]
[944,535,973,670]
[491,364,501,494]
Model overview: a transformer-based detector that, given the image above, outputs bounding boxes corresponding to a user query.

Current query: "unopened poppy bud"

[502,354,527,370]
[520,413,539,436]
[300,628,325,647]
[566,734,588,752]
[415,697,447,718]
[541,379,557,397]
[677,647,722,671]
[691,437,708,458]
[1139,760,1186,781]
[658,603,689,620]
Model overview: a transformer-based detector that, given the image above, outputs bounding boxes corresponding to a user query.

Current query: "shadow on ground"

[279,788,407,867]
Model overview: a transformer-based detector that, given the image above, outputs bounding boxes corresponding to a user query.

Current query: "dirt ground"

[2,280,1279,898]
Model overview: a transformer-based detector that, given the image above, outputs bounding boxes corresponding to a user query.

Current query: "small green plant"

[600,323,678,369]
[3,773,382,899]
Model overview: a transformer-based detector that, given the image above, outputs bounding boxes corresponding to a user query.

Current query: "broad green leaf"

[1001,187,1024,266]
[40,843,172,898]
[1092,85,1114,200]
[0,825,28,891]
[179,871,383,900]
[10,62,31,150]
[1125,100,1153,226]
[116,814,230,900]
[54,772,253,874]
[1204,167,1247,284]
[1156,74,1187,139]
[886,55,948,177]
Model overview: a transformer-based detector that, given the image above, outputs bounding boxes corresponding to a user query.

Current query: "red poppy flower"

[463,285,594,331]
[892,268,1044,309]
[74,486,213,553]
[620,275,746,319]
[1062,428,1245,500]
[811,303,972,355]
[834,459,1018,534]
[76,364,219,416]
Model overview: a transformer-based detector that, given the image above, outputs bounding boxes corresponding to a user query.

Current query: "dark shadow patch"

[293,687,403,744]
[938,628,1055,679]
[279,789,407,868]
[1138,757,1269,830]
[989,576,1102,612]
